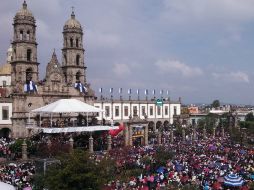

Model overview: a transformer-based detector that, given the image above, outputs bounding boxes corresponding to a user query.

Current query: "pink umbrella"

[23,187,32,190]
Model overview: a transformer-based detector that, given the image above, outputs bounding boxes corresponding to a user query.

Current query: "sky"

[1,0,254,105]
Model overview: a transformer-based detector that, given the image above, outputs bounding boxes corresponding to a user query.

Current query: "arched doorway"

[156,121,162,131]
[163,120,170,131]
[0,128,11,138]
[148,121,155,132]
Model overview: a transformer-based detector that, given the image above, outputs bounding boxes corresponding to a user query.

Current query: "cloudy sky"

[1,0,254,105]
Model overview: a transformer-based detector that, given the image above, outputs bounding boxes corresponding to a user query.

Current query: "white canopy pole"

[50,113,52,128]
[39,113,41,127]
[87,113,88,127]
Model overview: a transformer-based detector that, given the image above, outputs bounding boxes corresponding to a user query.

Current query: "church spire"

[23,0,27,9]
[71,6,75,19]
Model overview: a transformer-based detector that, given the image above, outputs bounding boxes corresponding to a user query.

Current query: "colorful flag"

[24,81,37,93]
[74,82,87,93]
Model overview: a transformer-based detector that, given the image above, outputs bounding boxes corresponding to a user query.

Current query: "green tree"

[245,112,254,122]
[34,150,116,190]
[211,100,220,108]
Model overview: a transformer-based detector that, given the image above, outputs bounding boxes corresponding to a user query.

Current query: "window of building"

[149,106,153,116]
[65,38,67,46]
[115,106,119,117]
[165,106,168,115]
[76,38,79,47]
[27,49,32,61]
[124,106,128,117]
[2,106,9,120]
[70,38,73,47]
[133,106,138,116]
[26,68,32,81]
[76,55,80,65]
[20,30,23,40]
[105,106,110,117]
[174,106,177,115]
[142,106,146,116]
[76,71,80,81]
[2,81,6,87]
[64,54,67,65]
[157,106,161,115]
[26,31,30,40]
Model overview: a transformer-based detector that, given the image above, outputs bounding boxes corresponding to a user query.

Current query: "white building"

[94,99,181,125]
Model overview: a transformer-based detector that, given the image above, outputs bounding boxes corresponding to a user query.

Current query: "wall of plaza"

[94,100,181,124]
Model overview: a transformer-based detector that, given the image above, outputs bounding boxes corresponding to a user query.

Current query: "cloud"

[212,71,249,83]
[155,59,203,77]
[162,0,254,25]
[112,63,131,77]
[86,29,121,49]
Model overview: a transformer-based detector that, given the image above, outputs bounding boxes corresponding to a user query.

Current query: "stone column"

[212,127,216,138]
[182,129,185,141]
[221,127,225,138]
[124,124,129,146]
[144,125,148,145]
[89,134,94,153]
[107,135,112,151]
[170,128,174,143]
[193,128,197,141]
[203,128,206,139]
[129,126,133,146]
[69,137,74,151]
[22,140,28,160]
[157,132,162,145]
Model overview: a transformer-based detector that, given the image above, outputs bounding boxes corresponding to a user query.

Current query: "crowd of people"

[0,138,13,160]
[0,162,34,190]
[102,134,254,189]
[0,130,253,189]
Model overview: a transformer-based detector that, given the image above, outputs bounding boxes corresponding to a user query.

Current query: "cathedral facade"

[9,1,95,137]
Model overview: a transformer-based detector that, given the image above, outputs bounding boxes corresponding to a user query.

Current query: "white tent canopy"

[27,125,119,133]
[31,99,103,113]
[0,182,15,190]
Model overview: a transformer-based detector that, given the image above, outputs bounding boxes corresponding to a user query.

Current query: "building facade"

[0,1,181,138]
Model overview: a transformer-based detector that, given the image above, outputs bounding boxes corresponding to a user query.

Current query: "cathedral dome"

[14,1,35,22]
[64,11,82,31]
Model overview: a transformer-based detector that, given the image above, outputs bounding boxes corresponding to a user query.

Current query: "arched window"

[76,38,79,47]
[26,31,30,40]
[76,55,80,65]
[20,30,23,40]
[26,68,33,81]
[64,54,67,65]
[27,49,32,61]
[70,38,73,47]
[76,71,81,81]
[63,72,67,83]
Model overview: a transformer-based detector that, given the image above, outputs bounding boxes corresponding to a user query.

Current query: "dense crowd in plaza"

[103,135,254,190]
[0,162,34,190]
[0,132,253,189]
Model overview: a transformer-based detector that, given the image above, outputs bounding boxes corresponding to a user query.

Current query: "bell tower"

[62,9,86,85]
[11,1,39,87]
